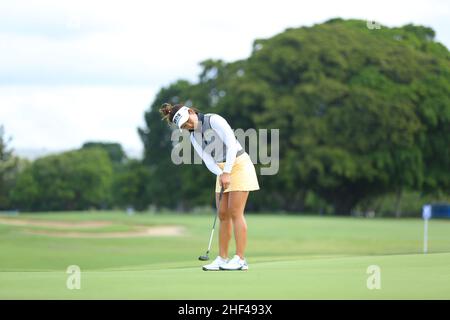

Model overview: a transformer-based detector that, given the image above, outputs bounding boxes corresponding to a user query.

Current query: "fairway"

[0,212,449,299]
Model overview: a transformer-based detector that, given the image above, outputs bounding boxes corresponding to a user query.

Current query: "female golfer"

[160,103,259,271]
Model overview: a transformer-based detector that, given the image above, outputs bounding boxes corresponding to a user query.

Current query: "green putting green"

[0,212,449,299]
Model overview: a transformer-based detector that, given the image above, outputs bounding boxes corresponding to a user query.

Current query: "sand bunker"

[0,217,185,238]
[22,226,185,238]
[0,217,112,228]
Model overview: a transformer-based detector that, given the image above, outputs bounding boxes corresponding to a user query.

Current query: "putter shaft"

[199,186,224,260]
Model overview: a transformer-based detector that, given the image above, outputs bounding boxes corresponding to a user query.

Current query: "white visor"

[172,106,190,129]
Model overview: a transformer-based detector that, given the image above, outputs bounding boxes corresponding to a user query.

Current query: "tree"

[0,125,21,210]
[139,19,450,214]
[11,148,113,211]
[9,164,37,211]
[112,159,153,211]
[138,81,216,210]
[81,142,127,166]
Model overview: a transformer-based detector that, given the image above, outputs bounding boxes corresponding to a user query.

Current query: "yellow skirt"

[215,152,260,193]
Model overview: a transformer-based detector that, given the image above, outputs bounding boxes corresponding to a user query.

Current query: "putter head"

[198,255,209,261]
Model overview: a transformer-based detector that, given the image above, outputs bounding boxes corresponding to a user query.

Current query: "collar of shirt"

[189,112,204,133]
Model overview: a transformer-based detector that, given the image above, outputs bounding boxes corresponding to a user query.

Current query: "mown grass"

[0,211,449,299]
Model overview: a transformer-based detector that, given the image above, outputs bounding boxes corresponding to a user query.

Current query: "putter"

[198,186,225,261]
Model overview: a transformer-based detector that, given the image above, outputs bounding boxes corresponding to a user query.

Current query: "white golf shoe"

[219,255,249,271]
[202,256,229,271]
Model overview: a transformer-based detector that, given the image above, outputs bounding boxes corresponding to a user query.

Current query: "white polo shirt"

[190,114,243,176]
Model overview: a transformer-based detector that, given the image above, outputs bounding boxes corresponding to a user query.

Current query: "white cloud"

[0,0,448,154]
[0,85,155,155]
[1,0,448,85]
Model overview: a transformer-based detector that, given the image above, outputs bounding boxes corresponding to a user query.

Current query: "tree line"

[1,19,449,216]
[0,137,150,212]
[138,19,450,215]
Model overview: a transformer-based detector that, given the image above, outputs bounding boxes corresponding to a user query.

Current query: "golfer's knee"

[229,207,244,220]
[219,209,231,221]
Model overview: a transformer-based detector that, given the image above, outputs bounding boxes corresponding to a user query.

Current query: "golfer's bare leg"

[228,191,249,259]
[217,191,231,259]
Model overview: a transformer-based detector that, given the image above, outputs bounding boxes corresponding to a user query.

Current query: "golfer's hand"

[220,172,231,190]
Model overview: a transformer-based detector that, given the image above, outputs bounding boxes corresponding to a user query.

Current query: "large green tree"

[139,19,450,214]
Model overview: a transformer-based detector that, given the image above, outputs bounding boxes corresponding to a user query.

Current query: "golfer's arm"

[210,115,239,174]
[190,134,223,176]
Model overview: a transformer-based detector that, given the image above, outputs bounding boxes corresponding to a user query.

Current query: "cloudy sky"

[1,0,449,159]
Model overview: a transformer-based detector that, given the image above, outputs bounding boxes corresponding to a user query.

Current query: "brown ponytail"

[159,103,177,123]
[159,103,200,124]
